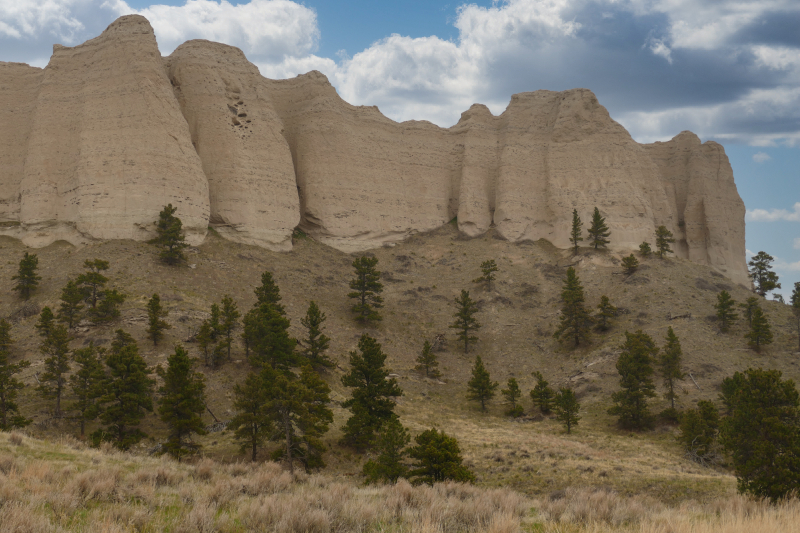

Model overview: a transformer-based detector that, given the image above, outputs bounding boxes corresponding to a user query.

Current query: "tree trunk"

[284,411,294,476]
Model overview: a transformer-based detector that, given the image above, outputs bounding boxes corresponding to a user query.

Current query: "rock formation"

[0,15,748,284]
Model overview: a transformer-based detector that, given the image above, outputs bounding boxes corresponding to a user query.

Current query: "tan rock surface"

[0,15,747,283]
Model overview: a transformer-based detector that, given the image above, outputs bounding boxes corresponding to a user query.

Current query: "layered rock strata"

[0,15,748,284]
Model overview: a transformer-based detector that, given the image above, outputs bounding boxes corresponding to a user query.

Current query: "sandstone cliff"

[0,15,748,284]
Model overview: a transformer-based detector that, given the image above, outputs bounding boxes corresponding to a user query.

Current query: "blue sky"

[2,0,799,297]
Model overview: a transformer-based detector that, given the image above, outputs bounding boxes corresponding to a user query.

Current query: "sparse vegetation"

[472,259,498,285]
[639,241,652,257]
[414,339,440,378]
[621,253,639,274]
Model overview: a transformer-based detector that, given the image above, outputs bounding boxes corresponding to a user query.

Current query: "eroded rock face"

[0,15,748,284]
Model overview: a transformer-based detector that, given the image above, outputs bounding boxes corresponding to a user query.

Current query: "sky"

[1,0,799,299]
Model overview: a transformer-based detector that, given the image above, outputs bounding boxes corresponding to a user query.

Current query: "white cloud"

[648,39,673,64]
[794,237,800,250]
[752,152,771,163]
[775,259,800,272]
[746,202,800,222]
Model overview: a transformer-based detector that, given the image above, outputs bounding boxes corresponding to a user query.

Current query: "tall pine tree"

[654,226,675,258]
[745,306,773,352]
[554,387,580,433]
[299,301,333,370]
[157,344,207,461]
[414,340,440,379]
[450,289,481,353]
[146,293,171,346]
[714,290,738,333]
[659,327,685,411]
[12,252,41,300]
[69,343,106,438]
[57,280,84,328]
[530,371,554,414]
[466,355,498,412]
[608,330,658,430]
[77,259,109,309]
[748,251,781,297]
[220,295,240,361]
[587,207,611,249]
[229,370,271,461]
[740,296,760,327]
[36,324,71,417]
[253,271,285,314]
[363,416,410,484]
[595,295,617,332]
[554,267,592,347]
[348,256,384,323]
[148,204,188,265]
[0,320,31,430]
[569,209,583,253]
[501,377,523,417]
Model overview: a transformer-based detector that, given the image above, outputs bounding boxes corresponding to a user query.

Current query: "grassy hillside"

[1,223,798,507]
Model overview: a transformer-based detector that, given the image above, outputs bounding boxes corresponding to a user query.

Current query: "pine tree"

[94,335,155,450]
[450,289,481,353]
[466,355,498,412]
[587,207,611,249]
[348,256,384,323]
[501,377,523,417]
[69,343,106,438]
[659,327,685,411]
[791,282,800,352]
[595,295,617,332]
[211,341,228,369]
[157,344,207,461]
[554,387,581,433]
[608,330,658,430]
[745,306,772,352]
[110,329,136,354]
[414,340,441,379]
[77,259,109,308]
[340,334,402,450]
[720,368,800,501]
[12,252,41,300]
[473,259,499,285]
[247,303,298,370]
[530,371,555,414]
[299,301,333,370]
[253,271,285,314]
[679,400,720,463]
[0,320,31,430]
[407,429,475,485]
[146,294,171,346]
[229,370,271,461]
[748,251,781,297]
[714,290,738,333]
[220,295,240,361]
[265,365,333,474]
[35,306,56,339]
[654,226,675,258]
[554,267,592,347]
[740,296,760,327]
[363,416,410,484]
[148,204,188,265]
[36,324,71,417]
[621,254,639,275]
[569,209,583,253]
[639,242,652,257]
[197,321,213,367]
[90,288,125,324]
[57,280,84,329]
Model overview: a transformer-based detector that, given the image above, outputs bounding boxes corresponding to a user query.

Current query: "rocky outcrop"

[0,15,748,284]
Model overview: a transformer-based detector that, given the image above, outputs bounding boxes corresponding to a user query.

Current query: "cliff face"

[0,15,748,284]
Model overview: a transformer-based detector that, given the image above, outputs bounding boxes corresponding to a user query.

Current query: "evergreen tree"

[0,320,31,430]
[36,324,71,417]
[659,327,685,411]
[407,429,475,485]
[569,209,583,253]
[654,226,675,258]
[348,256,384,323]
[554,387,580,434]
[608,330,658,430]
[748,251,781,297]
[146,293,171,346]
[57,280,84,329]
[220,295,240,361]
[77,259,109,308]
[148,204,188,265]
[472,259,499,285]
[229,370,271,461]
[253,271,285,314]
[720,368,800,501]
[679,400,720,463]
[89,288,125,324]
[639,242,652,257]
[12,252,41,300]
[587,207,611,249]
[740,296,760,327]
[197,321,213,367]
[211,341,228,369]
[299,301,334,370]
[94,335,155,450]
[466,355,498,412]
[714,290,738,333]
[621,254,639,275]
[340,334,402,450]
[553,267,592,347]
[69,343,106,438]
[595,295,617,332]
[501,377,523,417]
[745,306,773,352]
[530,371,554,414]
[450,289,481,353]
[110,329,136,353]
[414,340,441,379]
[791,282,800,352]
[35,306,56,339]
[248,303,298,370]
[266,365,333,473]
[363,416,410,484]
[157,344,207,461]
